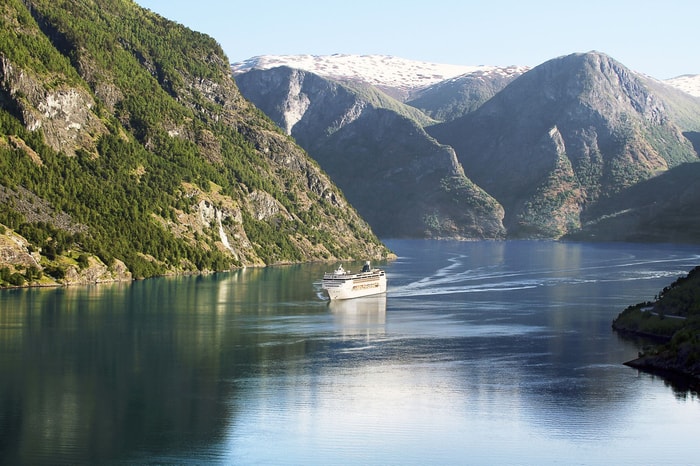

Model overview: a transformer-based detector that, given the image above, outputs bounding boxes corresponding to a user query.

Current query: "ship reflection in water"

[328,294,387,340]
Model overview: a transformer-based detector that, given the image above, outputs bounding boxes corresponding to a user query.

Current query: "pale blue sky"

[135,0,697,79]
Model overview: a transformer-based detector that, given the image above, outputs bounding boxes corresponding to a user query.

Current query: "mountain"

[0,0,389,286]
[234,66,505,239]
[406,66,526,122]
[232,54,524,102]
[234,52,700,242]
[428,51,700,238]
[234,55,700,102]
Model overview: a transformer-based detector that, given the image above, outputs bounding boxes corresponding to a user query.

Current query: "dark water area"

[1,240,699,465]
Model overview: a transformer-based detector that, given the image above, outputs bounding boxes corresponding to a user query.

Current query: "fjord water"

[1,241,699,465]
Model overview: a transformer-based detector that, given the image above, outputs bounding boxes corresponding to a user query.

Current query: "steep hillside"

[235,66,505,239]
[428,52,700,238]
[235,66,435,132]
[0,0,389,286]
[568,161,700,243]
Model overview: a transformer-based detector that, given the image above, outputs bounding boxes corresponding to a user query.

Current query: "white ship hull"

[322,263,387,300]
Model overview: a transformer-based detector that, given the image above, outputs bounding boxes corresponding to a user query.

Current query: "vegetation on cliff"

[0,0,389,286]
[613,266,700,383]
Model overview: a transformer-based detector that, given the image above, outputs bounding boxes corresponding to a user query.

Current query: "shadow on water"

[630,366,700,399]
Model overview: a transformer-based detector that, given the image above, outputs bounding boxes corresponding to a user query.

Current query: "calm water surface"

[1,240,699,465]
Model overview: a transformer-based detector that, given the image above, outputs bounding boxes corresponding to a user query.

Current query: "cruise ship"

[321,261,387,300]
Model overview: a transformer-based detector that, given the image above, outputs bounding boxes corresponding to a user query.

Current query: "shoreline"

[613,323,700,392]
[0,255,398,291]
[623,356,700,393]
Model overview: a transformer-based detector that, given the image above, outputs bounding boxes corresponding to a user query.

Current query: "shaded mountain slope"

[0,0,388,286]
[568,161,700,243]
[235,66,505,239]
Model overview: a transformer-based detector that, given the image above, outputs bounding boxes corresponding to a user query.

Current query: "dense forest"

[0,0,389,286]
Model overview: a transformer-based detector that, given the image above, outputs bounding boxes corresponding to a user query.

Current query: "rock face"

[235,67,506,239]
[0,56,106,156]
[0,225,130,286]
[62,257,132,285]
[0,229,40,270]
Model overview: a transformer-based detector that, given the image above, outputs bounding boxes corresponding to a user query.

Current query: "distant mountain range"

[232,54,700,98]
[232,54,528,101]
[234,66,506,239]
[233,52,700,242]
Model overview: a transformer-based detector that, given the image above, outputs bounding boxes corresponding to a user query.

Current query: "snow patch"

[665,74,700,97]
[232,54,529,93]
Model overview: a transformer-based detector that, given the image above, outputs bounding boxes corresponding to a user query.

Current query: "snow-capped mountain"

[665,74,700,97]
[231,54,528,98]
[233,54,699,99]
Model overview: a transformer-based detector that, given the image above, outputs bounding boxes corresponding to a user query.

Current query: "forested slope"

[0,0,388,286]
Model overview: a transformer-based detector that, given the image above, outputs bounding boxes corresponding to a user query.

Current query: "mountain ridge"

[428,51,699,238]
[232,54,529,101]
[233,53,699,100]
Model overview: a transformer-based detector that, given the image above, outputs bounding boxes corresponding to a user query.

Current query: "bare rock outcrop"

[0,55,107,157]
[0,229,41,271]
[62,257,132,285]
